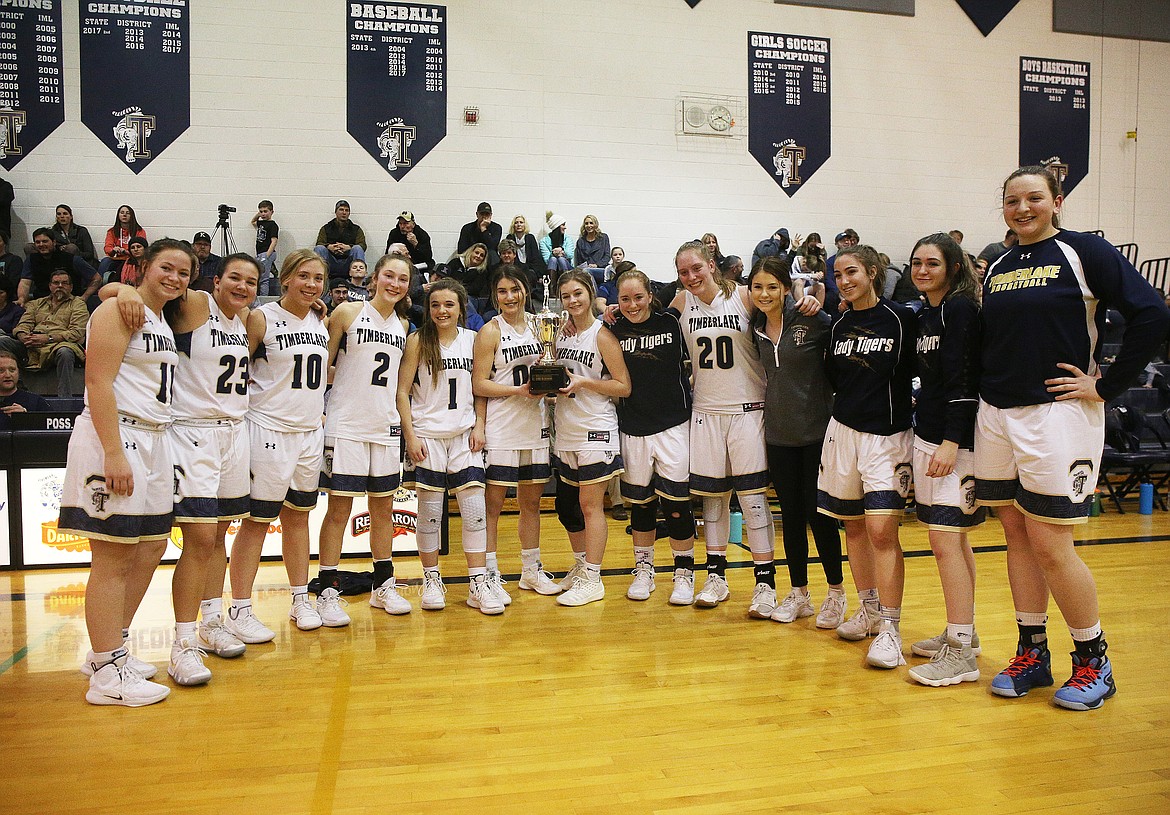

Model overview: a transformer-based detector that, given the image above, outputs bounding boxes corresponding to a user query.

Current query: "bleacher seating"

[1139,257,1170,292]
[1114,242,1139,265]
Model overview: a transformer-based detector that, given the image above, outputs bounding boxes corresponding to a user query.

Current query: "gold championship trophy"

[527,274,570,394]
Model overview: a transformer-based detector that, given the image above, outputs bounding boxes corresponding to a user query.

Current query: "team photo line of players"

[56,164,1170,711]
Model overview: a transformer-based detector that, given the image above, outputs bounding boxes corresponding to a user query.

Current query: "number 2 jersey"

[486,315,548,449]
[680,287,765,414]
[86,305,179,425]
[411,326,477,439]
[325,301,407,445]
[172,291,250,422]
[246,301,329,433]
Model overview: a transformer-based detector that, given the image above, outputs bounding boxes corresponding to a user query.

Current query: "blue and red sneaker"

[990,645,1054,698]
[1053,652,1116,711]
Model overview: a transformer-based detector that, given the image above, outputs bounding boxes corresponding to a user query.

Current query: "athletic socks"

[947,623,975,646]
[372,558,395,587]
[229,598,251,618]
[585,563,602,580]
[633,546,654,566]
[520,548,542,570]
[468,566,487,579]
[673,549,695,572]
[175,621,197,641]
[1016,610,1049,650]
[200,598,223,619]
[753,561,776,589]
[879,604,901,631]
[1070,622,1106,658]
[290,585,308,604]
[706,553,727,576]
[485,552,499,573]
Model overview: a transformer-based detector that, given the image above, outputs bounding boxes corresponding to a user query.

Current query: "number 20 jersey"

[681,288,765,414]
[246,301,329,433]
[172,291,250,422]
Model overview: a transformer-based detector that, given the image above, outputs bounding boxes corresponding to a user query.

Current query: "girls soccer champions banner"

[1019,56,1090,195]
[748,32,831,197]
[0,0,65,170]
[346,2,446,180]
[78,0,190,174]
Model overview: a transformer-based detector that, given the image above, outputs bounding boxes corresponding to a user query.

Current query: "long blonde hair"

[675,240,735,298]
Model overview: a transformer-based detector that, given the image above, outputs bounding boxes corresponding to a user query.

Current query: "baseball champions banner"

[78,0,189,174]
[748,32,831,197]
[1019,56,1090,196]
[347,2,446,180]
[0,0,65,170]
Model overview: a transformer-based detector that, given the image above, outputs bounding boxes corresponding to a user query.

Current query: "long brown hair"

[418,279,467,386]
[372,253,412,319]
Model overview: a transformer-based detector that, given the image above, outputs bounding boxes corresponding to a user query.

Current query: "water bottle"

[1089,491,1101,517]
[1138,482,1154,515]
[729,511,743,544]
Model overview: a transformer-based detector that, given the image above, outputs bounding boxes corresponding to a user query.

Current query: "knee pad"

[415,491,444,554]
[740,493,773,530]
[456,491,487,535]
[702,495,727,524]
[661,498,696,541]
[555,480,585,534]
[629,501,658,533]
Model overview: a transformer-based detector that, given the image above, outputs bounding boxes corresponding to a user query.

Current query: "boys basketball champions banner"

[1019,56,1090,196]
[78,0,189,174]
[747,32,830,197]
[0,0,65,170]
[347,2,446,180]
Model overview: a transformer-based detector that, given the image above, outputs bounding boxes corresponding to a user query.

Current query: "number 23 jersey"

[172,290,250,422]
[246,301,329,433]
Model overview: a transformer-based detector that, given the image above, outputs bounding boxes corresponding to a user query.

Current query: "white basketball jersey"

[325,302,407,445]
[554,319,618,452]
[246,301,329,433]
[85,306,179,425]
[487,314,548,450]
[681,287,765,414]
[172,291,250,421]
[411,327,476,439]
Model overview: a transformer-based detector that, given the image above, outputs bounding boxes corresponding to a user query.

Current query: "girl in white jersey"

[552,270,631,607]
[472,265,561,601]
[227,250,330,641]
[316,253,412,620]
[668,241,820,618]
[101,254,261,686]
[397,279,500,615]
[59,238,194,707]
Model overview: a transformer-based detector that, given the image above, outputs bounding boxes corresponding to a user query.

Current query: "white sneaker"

[911,629,983,658]
[488,571,512,606]
[167,638,212,686]
[669,569,695,605]
[197,614,246,658]
[626,562,656,601]
[518,567,563,595]
[908,639,980,687]
[771,589,815,623]
[316,587,351,627]
[748,584,778,619]
[694,573,730,607]
[289,596,323,631]
[369,578,412,615]
[420,571,446,610]
[466,575,505,615]
[224,607,276,644]
[559,561,588,592]
[556,573,605,607]
[815,592,848,630]
[80,647,157,679]
[866,621,907,669]
[836,604,881,641]
[86,655,170,707]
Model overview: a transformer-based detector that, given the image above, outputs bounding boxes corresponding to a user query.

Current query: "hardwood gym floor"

[1,511,1167,815]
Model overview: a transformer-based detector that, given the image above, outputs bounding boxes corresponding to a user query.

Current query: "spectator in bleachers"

[48,205,98,267]
[327,278,349,313]
[345,258,370,302]
[445,242,490,299]
[824,228,860,315]
[19,228,99,305]
[790,232,826,303]
[506,214,546,280]
[0,231,22,298]
[0,349,50,430]
[98,205,147,281]
[541,211,574,275]
[252,200,280,294]
[314,200,367,278]
[385,210,435,273]
[188,232,222,294]
[978,228,1016,267]
[0,284,25,364]
[14,269,87,397]
[702,233,727,270]
[576,215,611,284]
[118,237,149,286]
[722,255,746,286]
[458,202,503,268]
[751,226,797,269]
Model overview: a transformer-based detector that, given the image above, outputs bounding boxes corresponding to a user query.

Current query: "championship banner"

[0,0,65,170]
[954,0,1020,37]
[346,2,446,180]
[748,32,830,198]
[1019,56,1090,196]
[78,0,189,174]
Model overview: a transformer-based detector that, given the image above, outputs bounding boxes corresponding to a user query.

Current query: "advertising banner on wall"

[346,2,446,180]
[0,0,64,170]
[748,32,831,197]
[1019,56,1090,196]
[19,467,419,567]
[78,0,189,174]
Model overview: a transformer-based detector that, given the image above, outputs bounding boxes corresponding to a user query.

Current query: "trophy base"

[529,364,569,395]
